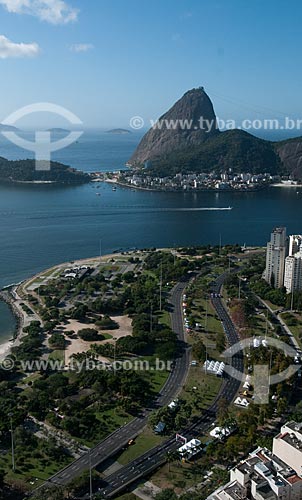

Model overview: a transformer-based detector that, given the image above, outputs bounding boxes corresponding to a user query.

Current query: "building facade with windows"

[264,227,287,288]
[208,422,302,500]
[284,245,302,293]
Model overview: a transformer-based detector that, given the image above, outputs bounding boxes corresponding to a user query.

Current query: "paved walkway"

[257,295,300,351]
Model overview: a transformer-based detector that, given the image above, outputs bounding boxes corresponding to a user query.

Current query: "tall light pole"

[99,238,102,264]
[8,412,15,472]
[205,295,208,332]
[173,243,176,266]
[113,340,117,375]
[291,284,294,312]
[159,262,163,312]
[150,303,153,334]
[89,449,92,500]
[265,308,268,340]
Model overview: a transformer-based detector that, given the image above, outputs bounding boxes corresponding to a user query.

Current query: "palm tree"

[166,451,174,472]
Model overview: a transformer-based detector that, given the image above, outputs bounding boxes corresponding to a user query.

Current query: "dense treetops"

[0,157,89,184]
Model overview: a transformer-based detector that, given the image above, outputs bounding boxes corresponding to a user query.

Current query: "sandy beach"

[0,339,14,362]
[62,315,132,363]
[0,248,152,364]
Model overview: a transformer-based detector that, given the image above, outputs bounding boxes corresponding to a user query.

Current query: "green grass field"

[280,312,302,348]
[180,366,222,414]
[117,426,164,465]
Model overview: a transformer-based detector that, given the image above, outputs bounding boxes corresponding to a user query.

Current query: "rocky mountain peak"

[129,87,219,166]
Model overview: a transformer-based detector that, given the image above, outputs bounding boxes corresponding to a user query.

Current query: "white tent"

[178,438,202,459]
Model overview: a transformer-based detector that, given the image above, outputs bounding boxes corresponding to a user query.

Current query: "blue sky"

[0,0,302,128]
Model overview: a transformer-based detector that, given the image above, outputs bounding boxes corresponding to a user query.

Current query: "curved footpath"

[95,271,244,499]
[31,275,192,493]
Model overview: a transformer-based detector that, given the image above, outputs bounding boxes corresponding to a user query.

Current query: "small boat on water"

[112,186,117,191]
[96,192,101,196]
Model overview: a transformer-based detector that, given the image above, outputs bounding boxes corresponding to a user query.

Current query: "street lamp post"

[291,286,294,312]
[89,449,92,500]
[8,412,15,472]
[159,261,163,312]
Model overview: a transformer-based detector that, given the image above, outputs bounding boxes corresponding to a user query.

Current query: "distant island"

[0,124,19,132]
[106,128,132,135]
[0,157,90,185]
[46,128,71,134]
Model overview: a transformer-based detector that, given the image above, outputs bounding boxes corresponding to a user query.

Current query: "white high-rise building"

[264,227,287,288]
[289,235,302,256]
[208,421,302,500]
[284,244,302,293]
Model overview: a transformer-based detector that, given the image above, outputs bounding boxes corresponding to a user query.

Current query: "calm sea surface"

[0,130,302,342]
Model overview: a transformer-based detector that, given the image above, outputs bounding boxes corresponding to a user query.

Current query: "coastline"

[270,183,302,188]
[104,178,271,193]
[0,251,138,362]
[0,290,22,362]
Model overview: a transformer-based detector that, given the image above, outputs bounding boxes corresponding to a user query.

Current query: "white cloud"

[69,43,94,53]
[0,0,79,24]
[0,34,40,58]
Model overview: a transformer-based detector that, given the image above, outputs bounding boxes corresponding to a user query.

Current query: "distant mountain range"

[106,128,132,135]
[129,88,302,180]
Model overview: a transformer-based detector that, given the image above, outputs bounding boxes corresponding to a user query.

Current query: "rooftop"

[224,481,247,499]
[277,431,302,452]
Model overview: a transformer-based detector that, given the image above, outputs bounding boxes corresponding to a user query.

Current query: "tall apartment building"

[264,227,287,288]
[208,421,302,500]
[289,235,302,256]
[284,245,302,293]
[273,421,302,477]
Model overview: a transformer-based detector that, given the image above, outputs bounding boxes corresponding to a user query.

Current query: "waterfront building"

[289,235,302,256]
[264,227,287,288]
[284,245,302,293]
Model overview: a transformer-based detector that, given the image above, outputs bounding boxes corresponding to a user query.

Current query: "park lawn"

[101,332,113,340]
[93,408,133,442]
[280,312,302,348]
[117,426,164,465]
[135,355,171,394]
[147,368,170,395]
[151,456,207,494]
[21,372,42,385]
[249,312,273,337]
[263,300,280,312]
[48,349,65,363]
[189,297,225,359]
[0,451,72,489]
[192,297,224,335]
[180,366,222,414]
[158,309,172,328]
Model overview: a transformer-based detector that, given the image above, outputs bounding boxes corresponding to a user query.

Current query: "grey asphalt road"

[95,271,244,499]
[31,276,192,493]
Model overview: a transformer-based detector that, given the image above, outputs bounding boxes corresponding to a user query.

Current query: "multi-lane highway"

[32,276,192,492]
[96,271,244,498]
